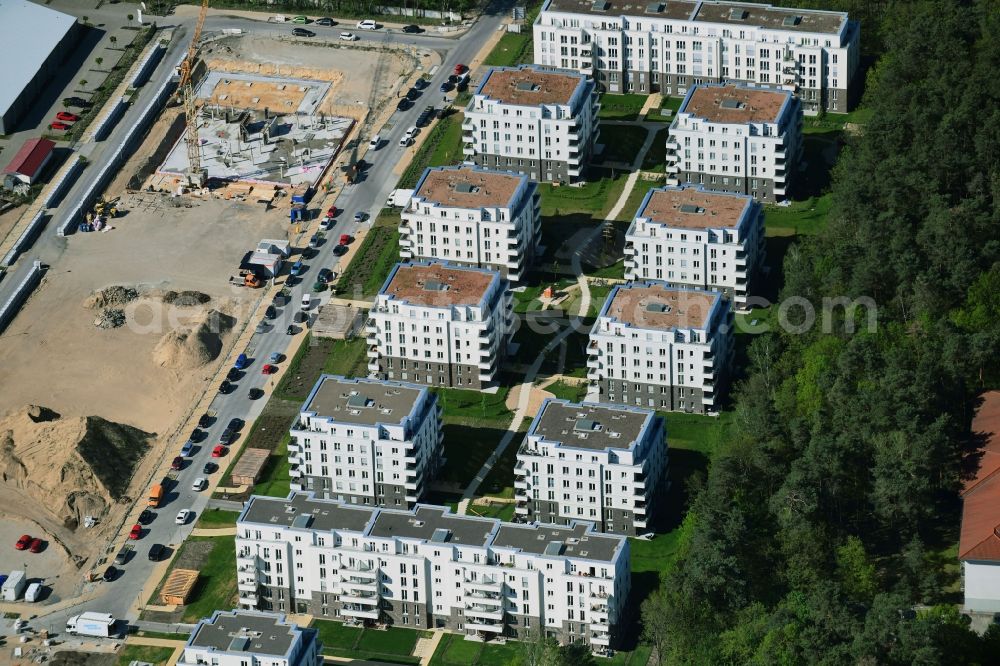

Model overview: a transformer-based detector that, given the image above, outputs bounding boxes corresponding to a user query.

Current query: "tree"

[109,35,117,46]
[79,79,88,88]
[95,57,103,67]
[515,630,561,666]
[641,589,671,665]
[127,13,134,21]
[835,536,877,603]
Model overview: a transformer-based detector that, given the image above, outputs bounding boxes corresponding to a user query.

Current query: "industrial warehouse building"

[0,0,82,134]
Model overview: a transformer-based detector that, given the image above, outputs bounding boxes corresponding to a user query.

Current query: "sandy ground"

[0,517,76,602]
[0,206,24,250]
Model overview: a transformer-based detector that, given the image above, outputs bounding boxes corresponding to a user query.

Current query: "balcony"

[342,605,380,620]
[288,454,302,466]
[398,235,413,247]
[238,590,259,604]
[289,465,303,478]
[237,576,259,591]
[367,360,381,373]
[462,145,476,156]
[404,479,419,491]
[775,148,787,160]
[364,318,377,334]
[514,478,528,490]
[367,345,380,359]
[340,591,379,605]
[665,138,680,151]
[586,355,601,370]
[465,577,502,593]
[343,562,378,577]
[586,367,601,381]
[466,620,505,634]
[466,604,505,621]
[623,242,635,256]
[478,354,497,371]
[665,163,680,175]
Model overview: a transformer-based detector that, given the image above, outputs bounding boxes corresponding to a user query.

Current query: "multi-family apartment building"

[178,610,322,666]
[665,83,801,201]
[399,166,541,283]
[366,261,512,390]
[236,492,630,650]
[514,399,667,536]
[288,375,443,509]
[532,0,860,114]
[623,185,764,307]
[462,65,600,183]
[587,281,732,413]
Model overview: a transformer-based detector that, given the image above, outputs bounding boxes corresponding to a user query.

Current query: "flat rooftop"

[639,187,751,230]
[478,66,586,107]
[531,400,652,451]
[189,611,300,656]
[681,84,788,124]
[415,166,524,209]
[493,522,620,562]
[369,505,495,547]
[240,493,374,533]
[304,376,424,426]
[603,283,717,330]
[381,263,496,308]
[543,0,697,20]
[693,1,846,34]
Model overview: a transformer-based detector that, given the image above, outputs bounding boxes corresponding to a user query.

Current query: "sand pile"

[152,309,235,369]
[0,405,155,529]
[83,285,139,309]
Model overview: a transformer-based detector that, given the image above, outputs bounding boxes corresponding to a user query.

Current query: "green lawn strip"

[433,385,512,426]
[538,172,628,217]
[802,106,872,134]
[544,379,589,403]
[312,618,364,651]
[116,645,176,666]
[612,179,657,224]
[335,209,401,299]
[398,113,465,189]
[430,633,483,665]
[641,126,670,171]
[195,509,239,528]
[144,535,239,623]
[598,124,648,164]
[469,501,516,522]
[273,334,319,401]
[483,31,533,67]
[312,620,422,663]
[321,338,369,378]
[606,645,654,665]
[356,626,421,655]
[599,93,647,121]
[253,433,292,497]
[132,630,188,640]
[644,95,683,122]
[475,640,522,666]
[764,194,832,236]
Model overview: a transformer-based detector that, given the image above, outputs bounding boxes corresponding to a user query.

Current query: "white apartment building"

[665,83,802,201]
[288,375,443,509]
[400,166,541,283]
[587,281,732,413]
[236,493,630,650]
[179,610,322,666]
[514,399,667,536]
[463,65,600,183]
[366,261,513,390]
[623,185,764,307]
[533,0,860,114]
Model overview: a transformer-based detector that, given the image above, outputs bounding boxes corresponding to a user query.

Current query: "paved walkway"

[190,526,237,537]
[413,630,444,665]
[206,498,245,511]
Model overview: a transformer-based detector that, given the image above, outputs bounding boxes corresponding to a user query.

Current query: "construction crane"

[177,0,209,186]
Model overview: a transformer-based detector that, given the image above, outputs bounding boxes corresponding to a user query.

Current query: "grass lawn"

[132,630,189,641]
[469,501,516,522]
[254,433,292,497]
[312,619,424,663]
[398,113,465,189]
[439,422,507,487]
[613,181,656,223]
[334,210,400,299]
[475,641,522,666]
[803,106,872,134]
[117,645,176,666]
[641,127,670,171]
[599,93,647,121]
[483,30,533,67]
[356,626,421,655]
[605,645,654,665]
[195,509,239,528]
[431,633,483,665]
[539,172,628,217]
[148,535,238,623]
[645,95,683,122]
[599,124,648,164]
[765,193,832,236]
[433,385,512,426]
[322,338,369,377]
[545,379,588,402]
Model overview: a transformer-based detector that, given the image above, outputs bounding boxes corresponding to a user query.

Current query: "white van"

[301,294,312,310]
[24,583,41,603]
[357,19,377,30]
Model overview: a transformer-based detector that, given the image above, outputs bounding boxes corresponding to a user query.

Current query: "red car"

[171,456,184,470]
[454,63,467,75]
[212,445,227,458]
[15,534,32,550]
[56,111,79,122]
[326,206,338,218]
[29,538,44,553]
[262,364,277,375]
[49,121,71,131]
[128,524,142,540]
[339,234,352,245]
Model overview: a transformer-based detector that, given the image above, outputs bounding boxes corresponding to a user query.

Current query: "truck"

[66,612,116,638]
[1,570,26,601]
[147,482,165,507]
[24,582,42,602]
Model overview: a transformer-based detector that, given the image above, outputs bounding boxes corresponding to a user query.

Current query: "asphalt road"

[4,0,514,640]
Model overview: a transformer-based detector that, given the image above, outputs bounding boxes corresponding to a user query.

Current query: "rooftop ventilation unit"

[720,98,744,110]
[454,182,480,194]
[575,418,599,432]
[347,394,373,409]
[782,15,801,27]
[291,514,313,529]
[679,204,704,214]
[423,280,450,292]
[544,541,564,556]
[646,302,672,313]
[729,8,748,20]
[431,528,451,543]
[515,81,540,92]
[229,636,251,652]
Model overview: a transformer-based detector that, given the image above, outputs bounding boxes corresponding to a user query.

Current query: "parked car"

[103,565,118,581]
[396,98,411,111]
[228,418,244,431]
[180,441,194,457]
[198,413,213,428]
[286,325,295,335]
[212,445,227,458]
[270,352,283,363]
[454,63,467,75]
[402,24,423,33]
[340,31,358,41]
[262,364,278,375]
[175,509,192,525]
[191,477,207,491]
[320,217,334,231]
[369,134,382,149]
[148,543,165,561]
[357,19,377,30]
[203,461,217,474]
[128,524,142,540]
[294,311,308,323]
[302,293,312,309]
[248,388,264,400]
[290,260,304,276]
[316,16,336,26]
[138,509,155,525]
[220,428,235,445]
[439,81,454,93]
[399,136,413,147]
[317,268,333,283]
[29,538,44,553]
[220,379,232,394]
[291,27,315,37]
[405,126,419,139]
[309,233,323,248]
[49,121,71,131]
[234,353,249,370]
[171,456,184,470]
[15,534,32,550]
[414,78,429,90]
[333,244,348,256]
[291,15,309,23]
[188,428,203,442]
[265,305,277,319]
[326,205,339,218]
[55,111,79,122]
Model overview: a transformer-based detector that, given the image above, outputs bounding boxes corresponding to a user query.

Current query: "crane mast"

[178,0,209,186]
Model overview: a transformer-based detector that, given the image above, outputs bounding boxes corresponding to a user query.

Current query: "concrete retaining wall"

[0,260,45,335]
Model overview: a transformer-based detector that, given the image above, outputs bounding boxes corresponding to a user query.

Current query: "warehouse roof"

[680,84,791,124]
[601,282,719,330]
[477,66,588,107]
[0,1,78,122]
[379,262,498,308]
[638,186,752,230]
[413,166,526,210]
[3,138,55,178]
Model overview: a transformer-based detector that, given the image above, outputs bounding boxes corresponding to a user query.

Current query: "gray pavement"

[0,0,513,639]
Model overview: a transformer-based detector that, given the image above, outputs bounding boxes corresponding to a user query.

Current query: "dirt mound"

[162,290,212,306]
[83,285,139,309]
[0,406,156,529]
[153,309,235,369]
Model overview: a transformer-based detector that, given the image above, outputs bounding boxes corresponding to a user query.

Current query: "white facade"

[179,610,322,666]
[587,281,733,413]
[532,0,860,114]
[366,262,513,390]
[514,399,668,536]
[623,185,764,307]
[462,65,600,183]
[288,375,443,509]
[964,562,1000,614]
[236,493,631,650]
[665,83,802,201]
[399,166,541,282]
